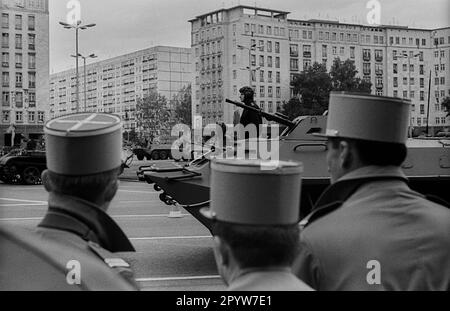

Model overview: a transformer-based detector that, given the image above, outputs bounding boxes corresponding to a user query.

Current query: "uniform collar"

[38,193,135,252]
[229,266,291,284]
[300,166,409,229]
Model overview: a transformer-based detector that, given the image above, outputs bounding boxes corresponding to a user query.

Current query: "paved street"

[0,162,226,291]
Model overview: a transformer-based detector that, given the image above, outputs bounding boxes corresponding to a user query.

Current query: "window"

[275,57,280,68]
[28,53,36,69]
[393,63,398,74]
[259,70,264,82]
[29,72,36,88]
[393,77,398,87]
[259,55,264,67]
[322,45,328,58]
[251,55,256,66]
[290,44,298,57]
[28,15,35,30]
[38,112,45,123]
[276,72,280,83]
[15,72,22,87]
[268,86,273,98]
[303,59,311,70]
[267,56,272,67]
[260,86,265,97]
[420,91,424,101]
[420,105,425,114]
[290,59,298,71]
[233,70,237,79]
[2,72,9,87]
[332,46,337,55]
[15,92,23,108]
[15,15,22,30]
[15,34,22,49]
[420,78,424,88]
[276,87,281,98]
[275,42,280,53]
[350,46,355,59]
[2,13,9,28]
[363,63,371,75]
[2,52,8,67]
[232,54,236,64]
[2,33,9,48]
[2,92,10,106]
[267,41,272,53]
[267,26,272,35]
[28,111,35,122]
[340,46,345,56]
[268,71,273,83]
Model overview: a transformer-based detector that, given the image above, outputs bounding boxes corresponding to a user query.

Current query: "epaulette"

[299,201,344,231]
[88,241,139,289]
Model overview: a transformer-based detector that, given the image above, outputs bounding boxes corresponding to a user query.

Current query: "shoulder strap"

[88,241,140,289]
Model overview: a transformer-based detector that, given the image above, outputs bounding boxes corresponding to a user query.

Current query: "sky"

[49,0,450,73]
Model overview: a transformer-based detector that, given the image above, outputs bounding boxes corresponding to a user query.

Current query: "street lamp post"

[237,43,260,86]
[71,53,97,112]
[59,21,96,113]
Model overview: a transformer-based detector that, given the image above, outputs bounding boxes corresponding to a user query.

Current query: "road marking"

[136,275,221,282]
[0,198,47,204]
[118,190,158,194]
[0,214,190,221]
[130,236,211,241]
[0,203,47,207]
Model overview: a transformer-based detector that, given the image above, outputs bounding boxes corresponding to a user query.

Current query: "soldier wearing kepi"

[34,113,138,290]
[201,159,313,291]
[293,92,450,291]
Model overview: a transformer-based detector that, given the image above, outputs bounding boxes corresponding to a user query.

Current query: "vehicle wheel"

[22,167,41,185]
[137,155,144,161]
[151,151,160,161]
[159,151,168,160]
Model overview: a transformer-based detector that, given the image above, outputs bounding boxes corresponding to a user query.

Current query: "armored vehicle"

[139,99,450,231]
[0,149,46,185]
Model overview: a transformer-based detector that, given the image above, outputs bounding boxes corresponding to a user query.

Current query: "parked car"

[0,149,47,185]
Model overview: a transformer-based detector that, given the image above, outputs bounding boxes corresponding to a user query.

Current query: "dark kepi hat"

[200,159,303,225]
[44,113,123,176]
[315,92,411,144]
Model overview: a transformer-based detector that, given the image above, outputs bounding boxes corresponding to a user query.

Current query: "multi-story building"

[1,0,49,147]
[189,5,450,134]
[49,46,192,133]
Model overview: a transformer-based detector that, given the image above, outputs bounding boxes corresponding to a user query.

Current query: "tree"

[442,97,450,117]
[136,91,172,143]
[330,57,372,93]
[286,62,332,117]
[173,85,192,126]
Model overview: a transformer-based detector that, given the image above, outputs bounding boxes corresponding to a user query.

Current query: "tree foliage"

[136,91,172,143]
[442,97,450,117]
[330,57,372,93]
[282,58,373,120]
[173,85,192,126]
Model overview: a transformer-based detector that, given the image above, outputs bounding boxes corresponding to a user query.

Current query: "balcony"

[375,55,383,62]
[363,54,371,61]
[303,51,311,58]
[2,62,8,68]
[16,63,22,69]
[363,69,371,75]
[375,69,383,75]
[375,83,383,89]
[290,51,299,57]
[28,44,35,50]
[16,83,22,88]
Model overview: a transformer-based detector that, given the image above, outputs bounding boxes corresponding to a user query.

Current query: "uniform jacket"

[240,102,263,137]
[227,267,313,291]
[293,166,450,291]
[36,192,139,290]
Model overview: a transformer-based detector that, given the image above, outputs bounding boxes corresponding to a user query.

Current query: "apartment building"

[49,46,191,132]
[189,5,449,134]
[0,0,49,147]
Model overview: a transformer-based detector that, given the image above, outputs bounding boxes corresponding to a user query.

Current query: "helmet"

[239,86,254,101]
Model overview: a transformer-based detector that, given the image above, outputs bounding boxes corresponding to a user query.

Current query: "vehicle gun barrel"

[225,99,296,129]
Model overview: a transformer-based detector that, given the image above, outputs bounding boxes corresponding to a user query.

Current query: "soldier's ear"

[41,170,52,192]
[104,179,119,203]
[338,140,353,169]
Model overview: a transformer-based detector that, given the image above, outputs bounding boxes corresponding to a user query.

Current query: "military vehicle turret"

[138,99,450,231]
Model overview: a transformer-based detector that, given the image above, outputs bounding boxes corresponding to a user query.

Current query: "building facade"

[190,6,450,134]
[1,0,49,147]
[49,46,191,134]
